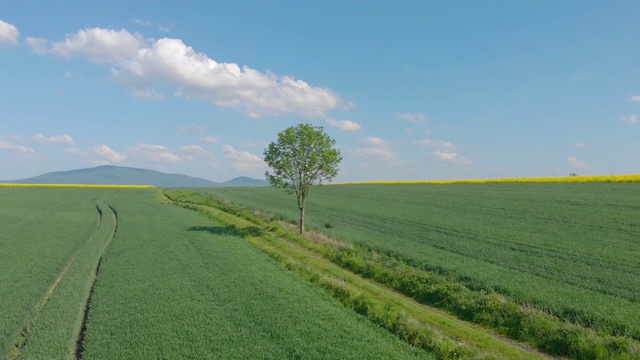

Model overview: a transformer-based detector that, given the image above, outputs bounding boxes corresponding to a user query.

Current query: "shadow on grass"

[187,225,265,238]
[187,225,234,236]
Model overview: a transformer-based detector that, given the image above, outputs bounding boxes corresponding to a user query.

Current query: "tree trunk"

[299,206,305,234]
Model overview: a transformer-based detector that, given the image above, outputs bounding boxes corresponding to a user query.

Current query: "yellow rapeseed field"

[0,183,155,189]
[334,174,640,185]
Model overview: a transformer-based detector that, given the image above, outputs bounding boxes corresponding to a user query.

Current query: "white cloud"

[0,20,19,47]
[178,145,214,161]
[202,135,221,143]
[128,143,180,164]
[133,18,151,26]
[32,133,75,145]
[132,87,165,100]
[64,148,85,156]
[326,118,362,131]
[413,139,454,149]
[575,142,587,148]
[414,138,472,166]
[27,28,143,64]
[351,136,396,160]
[360,136,389,147]
[29,27,346,118]
[395,112,428,124]
[92,144,127,163]
[0,140,36,157]
[567,157,590,170]
[351,147,395,159]
[621,114,638,125]
[628,95,640,102]
[222,144,265,172]
[434,151,473,165]
[178,145,209,154]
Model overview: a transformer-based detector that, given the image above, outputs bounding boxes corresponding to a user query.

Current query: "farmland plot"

[81,190,429,359]
[204,183,640,339]
[1,187,431,359]
[0,188,119,358]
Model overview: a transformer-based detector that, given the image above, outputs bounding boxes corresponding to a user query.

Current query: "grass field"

[0,187,431,359]
[203,183,640,342]
[0,188,111,358]
[3,182,639,359]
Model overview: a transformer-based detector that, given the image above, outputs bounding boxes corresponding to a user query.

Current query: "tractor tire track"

[4,204,105,360]
[75,204,118,360]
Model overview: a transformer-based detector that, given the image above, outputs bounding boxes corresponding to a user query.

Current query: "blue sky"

[1,1,639,182]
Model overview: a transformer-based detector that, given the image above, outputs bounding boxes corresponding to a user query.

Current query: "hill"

[223,176,270,187]
[2,165,268,188]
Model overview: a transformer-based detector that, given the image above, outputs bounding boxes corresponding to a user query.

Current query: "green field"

[0,188,430,359]
[3,183,640,359]
[203,183,640,340]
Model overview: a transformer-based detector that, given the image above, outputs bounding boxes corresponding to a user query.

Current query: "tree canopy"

[263,123,342,234]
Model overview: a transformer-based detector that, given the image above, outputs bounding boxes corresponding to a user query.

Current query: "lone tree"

[264,123,342,234]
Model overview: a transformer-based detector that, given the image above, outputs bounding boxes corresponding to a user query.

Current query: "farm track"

[3,202,118,360]
[75,204,118,360]
[166,195,547,359]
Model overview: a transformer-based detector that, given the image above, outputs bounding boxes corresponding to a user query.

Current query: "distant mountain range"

[1,165,268,188]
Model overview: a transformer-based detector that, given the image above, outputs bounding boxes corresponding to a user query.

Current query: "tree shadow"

[187,225,234,236]
[187,225,265,238]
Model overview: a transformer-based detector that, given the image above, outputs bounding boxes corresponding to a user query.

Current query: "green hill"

[3,165,267,188]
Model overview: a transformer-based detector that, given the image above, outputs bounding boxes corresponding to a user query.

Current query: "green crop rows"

[204,183,640,340]
[0,187,429,359]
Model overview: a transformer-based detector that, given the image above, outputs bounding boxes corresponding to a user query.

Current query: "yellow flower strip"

[333,174,640,185]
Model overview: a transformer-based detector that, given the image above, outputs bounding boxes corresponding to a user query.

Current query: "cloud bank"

[27,27,345,118]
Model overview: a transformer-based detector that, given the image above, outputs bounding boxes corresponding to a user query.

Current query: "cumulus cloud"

[621,114,638,125]
[178,145,214,161]
[413,138,472,166]
[628,95,640,102]
[434,151,473,165]
[360,136,389,147]
[32,133,75,145]
[0,140,36,157]
[351,147,395,159]
[28,27,346,118]
[351,136,396,160]
[128,143,180,164]
[567,157,590,170]
[395,112,428,124]
[222,144,265,171]
[133,18,151,26]
[27,28,143,63]
[0,20,19,47]
[65,145,127,165]
[326,118,362,131]
[92,144,127,163]
[413,139,454,149]
[202,135,221,143]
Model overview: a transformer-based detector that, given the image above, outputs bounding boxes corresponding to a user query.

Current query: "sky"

[1,1,639,182]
